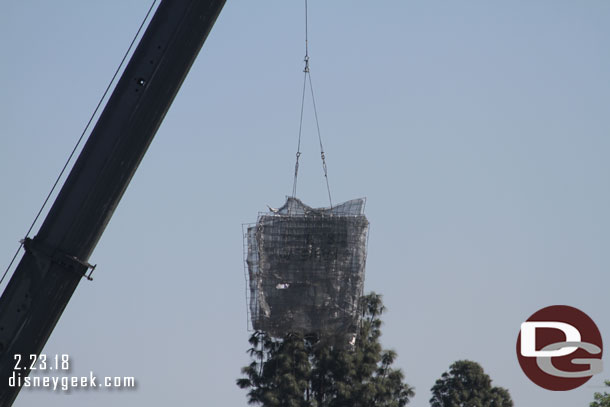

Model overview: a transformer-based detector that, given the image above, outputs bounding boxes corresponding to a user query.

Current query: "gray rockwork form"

[246,197,369,338]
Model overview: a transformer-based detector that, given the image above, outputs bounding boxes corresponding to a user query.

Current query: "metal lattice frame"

[244,197,368,338]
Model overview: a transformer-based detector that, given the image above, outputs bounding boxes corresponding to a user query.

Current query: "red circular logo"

[516,305,603,391]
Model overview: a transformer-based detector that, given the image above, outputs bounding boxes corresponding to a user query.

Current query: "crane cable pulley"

[291,0,333,208]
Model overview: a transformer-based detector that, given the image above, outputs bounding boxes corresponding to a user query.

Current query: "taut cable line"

[291,0,333,208]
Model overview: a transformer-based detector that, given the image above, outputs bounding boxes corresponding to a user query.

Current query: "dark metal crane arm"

[0,1,226,404]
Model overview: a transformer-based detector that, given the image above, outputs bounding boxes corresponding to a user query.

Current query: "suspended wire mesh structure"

[243,1,369,339]
[244,197,369,338]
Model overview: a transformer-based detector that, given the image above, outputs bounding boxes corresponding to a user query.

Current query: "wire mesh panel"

[245,197,368,338]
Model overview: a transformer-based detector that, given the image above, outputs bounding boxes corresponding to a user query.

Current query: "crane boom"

[0,0,225,403]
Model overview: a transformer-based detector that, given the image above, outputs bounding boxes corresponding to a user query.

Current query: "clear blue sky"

[1,1,609,406]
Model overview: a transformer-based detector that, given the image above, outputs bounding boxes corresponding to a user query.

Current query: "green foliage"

[237,292,414,407]
[590,380,610,407]
[429,360,513,407]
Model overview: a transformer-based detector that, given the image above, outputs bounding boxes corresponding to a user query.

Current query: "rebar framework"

[245,197,368,338]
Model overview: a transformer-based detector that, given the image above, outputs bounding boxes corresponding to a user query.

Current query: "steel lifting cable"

[291,0,333,208]
[0,0,158,287]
